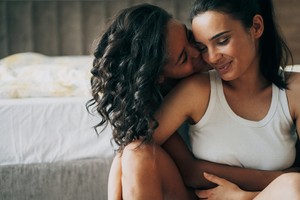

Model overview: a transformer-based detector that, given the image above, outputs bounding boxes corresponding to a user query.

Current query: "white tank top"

[189,70,297,170]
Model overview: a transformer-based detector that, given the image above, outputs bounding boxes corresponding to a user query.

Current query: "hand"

[195,172,254,200]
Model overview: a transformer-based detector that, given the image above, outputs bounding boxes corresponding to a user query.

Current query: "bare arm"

[156,73,299,192]
[153,73,211,145]
[287,72,300,166]
[162,132,283,191]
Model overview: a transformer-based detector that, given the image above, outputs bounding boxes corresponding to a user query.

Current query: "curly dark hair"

[86,3,172,150]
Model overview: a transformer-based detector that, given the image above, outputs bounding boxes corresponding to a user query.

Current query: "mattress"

[0,97,114,165]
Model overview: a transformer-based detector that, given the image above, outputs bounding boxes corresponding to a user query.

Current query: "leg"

[121,141,197,200]
[108,154,122,200]
[254,173,300,200]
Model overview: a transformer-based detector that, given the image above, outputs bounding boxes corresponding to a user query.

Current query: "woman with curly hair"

[87,3,209,199]
[87,3,300,200]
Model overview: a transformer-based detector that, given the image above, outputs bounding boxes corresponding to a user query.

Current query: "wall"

[274,0,300,64]
[0,0,194,57]
[0,0,299,63]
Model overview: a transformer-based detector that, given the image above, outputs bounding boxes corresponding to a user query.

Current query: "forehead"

[165,19,186,65]
[192,11,242,40]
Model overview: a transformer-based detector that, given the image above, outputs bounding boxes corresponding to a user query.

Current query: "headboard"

[1,0,299,63]
[0,0,195,58]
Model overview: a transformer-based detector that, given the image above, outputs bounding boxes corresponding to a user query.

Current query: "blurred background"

[0,0,299,63]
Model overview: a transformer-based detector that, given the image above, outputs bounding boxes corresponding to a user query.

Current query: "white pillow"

[285,65,300,72]
[0,52,93,98]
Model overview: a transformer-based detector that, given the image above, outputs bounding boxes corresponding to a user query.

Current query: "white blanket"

[0,97,114,165]
[0,52,93,98]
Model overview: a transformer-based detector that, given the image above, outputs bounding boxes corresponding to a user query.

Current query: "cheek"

[233,36,255,55]
[164,63,197,79]
[182,63,195,76]
[173,67,193,79]
[163,67,184,79]
[201,53,211,65]
[202,53,209,62]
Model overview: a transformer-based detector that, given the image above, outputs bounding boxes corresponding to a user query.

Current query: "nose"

[206,48,222,64]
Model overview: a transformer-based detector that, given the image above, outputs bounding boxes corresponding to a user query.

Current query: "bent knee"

[121,142,165,199]
[277,173,300,197]
[277,173,300,185]
[122,141,163,174]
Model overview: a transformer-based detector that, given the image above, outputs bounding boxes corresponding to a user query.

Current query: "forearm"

[162,132,216,188]
[162,133,283,191]
[192,160,282,191]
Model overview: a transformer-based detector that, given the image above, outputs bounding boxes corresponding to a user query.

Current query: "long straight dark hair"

[190,0,293,89]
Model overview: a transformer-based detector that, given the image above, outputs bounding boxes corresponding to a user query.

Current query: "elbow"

[183,173,201,189]
[181,164,217,189]
[180,164,205,189]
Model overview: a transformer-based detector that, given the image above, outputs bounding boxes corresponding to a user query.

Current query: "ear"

[251,14,264,38]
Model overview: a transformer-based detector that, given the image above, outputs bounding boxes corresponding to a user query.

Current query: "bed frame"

[0,0,196,58]
[1,0,299,63]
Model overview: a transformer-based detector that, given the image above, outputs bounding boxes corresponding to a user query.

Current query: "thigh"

[254,173,300,200]
[121,141,197,200]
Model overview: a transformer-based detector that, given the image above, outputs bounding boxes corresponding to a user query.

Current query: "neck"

[224,64,271,94]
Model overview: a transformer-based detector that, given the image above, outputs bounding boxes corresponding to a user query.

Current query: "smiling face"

[192,11,263,81]
[162,20,211,80]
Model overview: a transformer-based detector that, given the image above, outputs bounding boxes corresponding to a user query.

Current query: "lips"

[214,61,232,74]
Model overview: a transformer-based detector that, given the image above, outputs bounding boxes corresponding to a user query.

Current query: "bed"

[0,52,115,200]
[1,1,299,199]
[0,1,197,199]
[1,52,299,200]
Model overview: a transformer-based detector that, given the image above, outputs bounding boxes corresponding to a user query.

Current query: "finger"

[203,172,227,186]
[195,189,211,198]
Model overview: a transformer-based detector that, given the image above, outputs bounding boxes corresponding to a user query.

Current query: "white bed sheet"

[0,97,115,165]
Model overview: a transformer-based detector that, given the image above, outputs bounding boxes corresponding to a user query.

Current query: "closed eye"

[181,52,188,64]
[176,48,188,65]
[218,37,230,45]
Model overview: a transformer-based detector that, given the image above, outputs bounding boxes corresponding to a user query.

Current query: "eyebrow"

[210,31,230,41]
[175,25,188,65]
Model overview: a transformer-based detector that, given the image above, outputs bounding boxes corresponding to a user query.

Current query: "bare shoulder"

[286,71,300,93]
[183,71,210,84]
[286,71,300,85]
[285,72,300,119]
[167,72,211,122]
[176,72,210,92]
[166,72,210,102]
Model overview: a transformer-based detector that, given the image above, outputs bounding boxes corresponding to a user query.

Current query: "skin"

[162,20,210,79]
[196,172,300,200]
[109,19,206,200]
[189,11,300,199]
[108,16,300,199]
